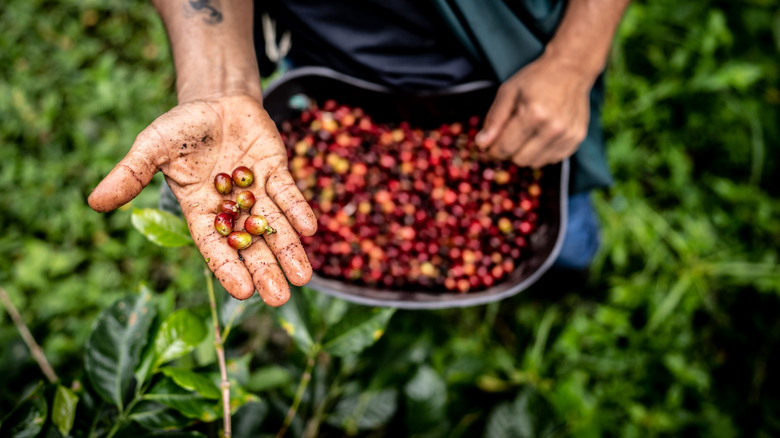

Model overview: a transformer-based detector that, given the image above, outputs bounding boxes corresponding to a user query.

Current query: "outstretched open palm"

[89,95,317,306]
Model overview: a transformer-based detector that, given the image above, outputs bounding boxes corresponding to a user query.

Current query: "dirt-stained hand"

[88,95,317,306]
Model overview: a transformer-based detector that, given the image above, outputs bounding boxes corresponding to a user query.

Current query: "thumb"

[88,126,166,212]
[476,85,517,148]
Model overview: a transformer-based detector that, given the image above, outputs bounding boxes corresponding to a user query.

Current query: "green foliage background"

[1,0,779,436]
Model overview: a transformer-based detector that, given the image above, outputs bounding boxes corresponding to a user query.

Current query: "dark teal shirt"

[267,0,611,193]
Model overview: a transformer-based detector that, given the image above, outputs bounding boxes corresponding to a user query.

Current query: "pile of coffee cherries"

[213,166,276,250]
[280,99,544,293]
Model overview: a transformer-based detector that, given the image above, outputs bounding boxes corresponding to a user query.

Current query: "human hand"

[88,94,317,306]
[475,53,593,168]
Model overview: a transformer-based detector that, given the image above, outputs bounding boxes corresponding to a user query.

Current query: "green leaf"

[321,307,395,357]
[128,400,193,431]
[85,287,156,409]
[274,288,316,354]
[219,292,264,328]
[138,432,207,438]
[143,378,220,422]
[161,368,221,399]
[226,379,262,414]
[247,365,293,392]
[52,385,79,436]
[131,208,192,247]
[327,388,398,431]
[232,402,269,438]
[153,309,208,369]
[225,354,253,387]
[404,366,447,433]
[483,391,533,438]
[0,383,47,438]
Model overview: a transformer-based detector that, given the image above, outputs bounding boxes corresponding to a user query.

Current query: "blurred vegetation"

[1,0,779,436]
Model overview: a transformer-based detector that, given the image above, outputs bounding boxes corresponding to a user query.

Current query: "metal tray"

[264,67,568,309]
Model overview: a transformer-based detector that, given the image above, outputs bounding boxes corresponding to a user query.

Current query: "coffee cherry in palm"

[217,200,240,220]
[227,231,252,250]
[245,215,276,235]
[214,212,235,237]
[236,190,256,210]
[232,166,254,188]
[214,173,233,194]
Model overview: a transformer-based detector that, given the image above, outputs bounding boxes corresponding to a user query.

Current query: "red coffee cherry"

[245,215,276,236]
[214,173,233,194]
[232,166,254,188]
[227,231,252,250]
[280,101,544,293]
[214,212,234,237]
[236,190,256,210]
[217,200,240,220]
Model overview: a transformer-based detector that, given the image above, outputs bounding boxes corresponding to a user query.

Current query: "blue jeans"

[553,192,601,270]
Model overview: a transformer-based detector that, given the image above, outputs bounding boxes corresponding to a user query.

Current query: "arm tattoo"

[188,0,223,25]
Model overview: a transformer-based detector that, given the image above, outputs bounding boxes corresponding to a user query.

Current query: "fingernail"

[475,131,490,148]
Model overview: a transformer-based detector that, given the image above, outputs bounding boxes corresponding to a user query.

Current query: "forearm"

[543,0,631,84]
[152,0,261,103]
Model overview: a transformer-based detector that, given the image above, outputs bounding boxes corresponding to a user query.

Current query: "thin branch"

[302,355,351,438]
[276,352,317,438]
[221,301,245,342]
[0,286,58,382]
[205,269,232,437]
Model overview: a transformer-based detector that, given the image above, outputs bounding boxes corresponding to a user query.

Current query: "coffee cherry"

[232,166,254,187]
[245,215,276,235]
[217,200,240,220]
[214,173,233,194]
[214,212,235,237]
[281,100,545,294]
[227,231,252,250]
[236,190,256,210]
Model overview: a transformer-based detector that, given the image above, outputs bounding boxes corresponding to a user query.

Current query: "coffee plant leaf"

[322,307,395,358]
[218,292,264,328]
[52,385,79,436]
[128,400,194,431]
[274,288,316,354]
[323,296,349,328]
[327,388,398,431]
[144,378,220,422]
[131,208,192,247]
[404,365,447,433]
[153,309,208,369]
[0,382,47,438]
[225,354,252,387]
[138,432,207,438]
[85,288,156,409]
[483,390,533,438]
[232,402,269,438]
[161,367,220,399]
[247,365,293,393]
[226,379,261,414]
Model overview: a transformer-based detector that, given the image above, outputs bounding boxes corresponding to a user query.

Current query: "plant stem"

[106,396,141,438]
[205,268,232,437]
[221,301,245,342]
[0,286,58,383]
[276,351,317,438]
[302,356,351,438]
[87,401,104,438]
[106,418,122,438]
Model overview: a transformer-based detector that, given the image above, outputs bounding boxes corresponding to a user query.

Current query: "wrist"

[539,44,604,87]
[175,55,262,104]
